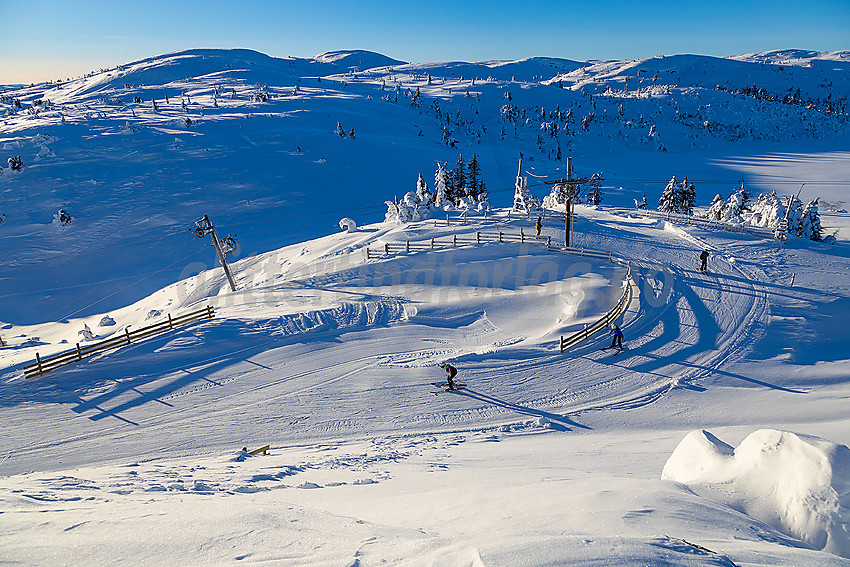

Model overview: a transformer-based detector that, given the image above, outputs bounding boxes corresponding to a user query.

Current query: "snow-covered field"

[1,48,849,565]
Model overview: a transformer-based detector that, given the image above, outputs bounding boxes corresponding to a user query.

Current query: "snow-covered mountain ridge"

[1,47,847,326]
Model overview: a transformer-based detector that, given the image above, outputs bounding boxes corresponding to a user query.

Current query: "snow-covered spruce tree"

[335,122,346,138]
[657,176,678,213]
[415,171,432,204]
[746,191,786,228]
[798,199,823,241]
[8,156,22,171]
[585,173,604,206]
[53,208,72,226]
[634,193,648,209]
[719,185,749,222]
[705,194,724,220]
[464,154,490,211]
[466,154,481,200]
[433,161,453,210]
[513,170,540,212]
[784,195,804,235]
[677,178,696,215]
[452,154,466,202]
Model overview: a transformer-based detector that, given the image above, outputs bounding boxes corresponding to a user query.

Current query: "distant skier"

[441,363,458,390]
[536,216,543,236]
[608,324,624,350]
[699,249,710,272]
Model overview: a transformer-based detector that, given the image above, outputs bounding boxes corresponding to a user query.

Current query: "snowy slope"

[2,47,848,326]
[2,48,850,566]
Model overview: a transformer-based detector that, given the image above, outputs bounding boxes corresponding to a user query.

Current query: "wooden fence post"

[499,232,503,243]
[35,352,43,376]
[168,313,174,329]
[76,343,82,361]
[125,328,132,344]
[366,248,371,259]
[384,243,390,255]
[406,240,410,253]
[453,234,457,247]
[547,236,551,247]
[477,232,481,243]
[431,238,435,249]
[521,228,525,243]
[207,305,214,318]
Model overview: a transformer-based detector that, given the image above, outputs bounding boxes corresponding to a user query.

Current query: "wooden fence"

[365,228,635,352]
[559,264,633,352]
[24,305,215,379]
[435,209,570,227]
[637,209,776,239]
[366,228,614,261]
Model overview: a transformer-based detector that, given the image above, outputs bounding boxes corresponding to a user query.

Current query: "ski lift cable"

[50,248,203,323]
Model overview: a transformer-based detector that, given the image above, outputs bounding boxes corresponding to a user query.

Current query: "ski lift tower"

[193,214,238,292]
[544,157,587,248]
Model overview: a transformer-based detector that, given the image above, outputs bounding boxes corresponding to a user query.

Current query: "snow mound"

[663,429,850,557]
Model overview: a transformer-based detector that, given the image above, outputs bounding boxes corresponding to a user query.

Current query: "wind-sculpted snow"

[2,46,850,565]
[664,429,850,558]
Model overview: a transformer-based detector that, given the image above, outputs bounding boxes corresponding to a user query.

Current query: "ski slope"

[3,204,850,565]
[2,47,850,565]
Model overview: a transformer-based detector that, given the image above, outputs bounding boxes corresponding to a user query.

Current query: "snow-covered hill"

[1,48,850,566]
[1,47,848,325]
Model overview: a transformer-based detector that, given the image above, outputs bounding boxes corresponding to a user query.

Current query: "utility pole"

[193,214,237,292]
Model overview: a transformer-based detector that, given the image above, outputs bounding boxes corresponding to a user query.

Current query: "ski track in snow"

[0,211,775,476]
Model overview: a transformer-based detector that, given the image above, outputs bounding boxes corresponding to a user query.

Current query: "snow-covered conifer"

[453,154,466,201]
[658,176,678,213]
[585,173,604,205]
[706,194,724,220]
[53,208,72,226]
[433,161,452,210]
[798,199,823,241]
[415,171,431,204]
[466,154,482,203]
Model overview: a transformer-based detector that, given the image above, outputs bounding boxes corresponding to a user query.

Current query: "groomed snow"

[2,48,850,566]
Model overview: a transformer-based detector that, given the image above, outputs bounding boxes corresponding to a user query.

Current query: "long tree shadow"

[455,387,592,431]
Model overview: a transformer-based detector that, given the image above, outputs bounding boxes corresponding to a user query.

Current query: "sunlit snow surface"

[1,48,850,565]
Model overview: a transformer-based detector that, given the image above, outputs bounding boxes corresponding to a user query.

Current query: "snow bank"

[663,429,850,557]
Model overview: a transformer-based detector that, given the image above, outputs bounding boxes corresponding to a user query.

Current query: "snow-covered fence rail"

[23,306,215,379]
[365,228,614,261]
[559,264,634,353]
[637,209,776,239]
[436,209,568,227]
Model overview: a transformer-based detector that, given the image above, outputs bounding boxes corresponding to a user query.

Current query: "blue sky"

[2,0,848,83]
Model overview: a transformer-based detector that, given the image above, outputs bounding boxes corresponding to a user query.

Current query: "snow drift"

[662,429,850,557]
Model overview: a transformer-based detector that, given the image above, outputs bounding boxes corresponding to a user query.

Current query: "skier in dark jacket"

[699,249,709,272]
[608,324,624,349]
[441,363,458,390]
[535,216,543,236]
